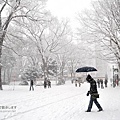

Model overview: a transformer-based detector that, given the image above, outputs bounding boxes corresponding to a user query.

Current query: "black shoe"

[85,110,91,112]
[98,109,103,112]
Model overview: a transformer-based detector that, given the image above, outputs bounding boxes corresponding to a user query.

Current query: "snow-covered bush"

[21,66,42,81]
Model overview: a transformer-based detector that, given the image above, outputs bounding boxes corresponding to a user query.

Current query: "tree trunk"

[0,67,3,90]
[3,69,6,83]
[0,28,3,90]
[0,42,3,90]
[0,13,2,89]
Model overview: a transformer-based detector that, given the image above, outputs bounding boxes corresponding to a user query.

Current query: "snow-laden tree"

[21,65,42,81]
[77,0,120,70]
[0,0,47,90]
[41,58,57,76]
[17,13,72,81]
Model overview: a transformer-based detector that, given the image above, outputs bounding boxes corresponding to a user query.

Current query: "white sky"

[46,0,93,29]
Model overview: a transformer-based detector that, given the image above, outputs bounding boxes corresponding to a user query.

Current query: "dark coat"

[86,74,98,95]
[30,80,34,86]
[44,81,47,87]
[104,79,108,84]
[97,79,100,84]
[89,79,98,94]
[100,79,103,84]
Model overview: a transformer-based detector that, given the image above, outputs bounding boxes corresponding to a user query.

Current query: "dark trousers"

[29,85,34,91]
[88,96,102,111]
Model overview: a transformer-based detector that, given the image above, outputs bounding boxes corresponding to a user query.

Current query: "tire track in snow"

[1,91,86,120]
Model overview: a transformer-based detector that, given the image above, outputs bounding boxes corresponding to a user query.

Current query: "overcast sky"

[46,0,93,29]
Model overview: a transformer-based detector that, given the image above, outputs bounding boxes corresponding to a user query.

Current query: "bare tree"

[0,0,47,90]
[16,13,72,80]
[77,0,120,69]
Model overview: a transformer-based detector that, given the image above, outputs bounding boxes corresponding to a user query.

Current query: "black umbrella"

[76,66,97,72]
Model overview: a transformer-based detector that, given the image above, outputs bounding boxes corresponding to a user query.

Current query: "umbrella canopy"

[76,66,97,72]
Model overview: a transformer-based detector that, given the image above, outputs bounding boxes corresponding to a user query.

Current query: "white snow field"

[0,81,120,120]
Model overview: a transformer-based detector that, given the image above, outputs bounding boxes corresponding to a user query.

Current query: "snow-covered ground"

[0,81,120,120]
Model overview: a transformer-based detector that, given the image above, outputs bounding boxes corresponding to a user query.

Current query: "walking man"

[29,79,34,91]
[48,80,51,88]
[44,78,47,89]
[100,79,104,89]
[104,79,108,87]
[97,79,100,88]
[75,80,78,87]
[86,74,103,112]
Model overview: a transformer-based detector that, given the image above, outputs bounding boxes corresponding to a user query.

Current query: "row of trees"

[77,0,120,69]
[2,0,119,90]
[0,0,91,90]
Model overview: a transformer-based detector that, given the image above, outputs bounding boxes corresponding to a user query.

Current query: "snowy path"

[0,81,120,120]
